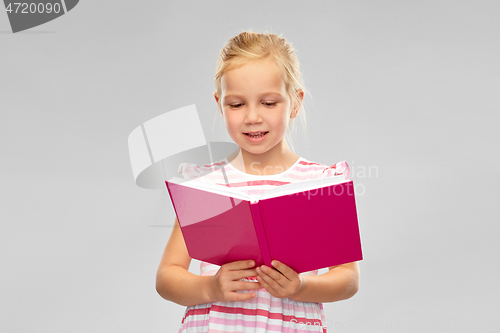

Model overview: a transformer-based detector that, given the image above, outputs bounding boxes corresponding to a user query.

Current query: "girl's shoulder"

[296,157,350,179]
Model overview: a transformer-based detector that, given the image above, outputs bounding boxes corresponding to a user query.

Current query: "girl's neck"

[226,141,299,176]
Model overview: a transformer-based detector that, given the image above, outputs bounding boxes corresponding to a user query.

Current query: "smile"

[244,131,269,138]
[243,131,269,143]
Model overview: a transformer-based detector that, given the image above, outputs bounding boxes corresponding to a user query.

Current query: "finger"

[228,269,258,282]
[229,291,257,302]
[259,265,286,286]
[256,266,285,290]
[255,272,279,296]
[271,260,295,282]
[225,260,255,271]
[232,268,258,279]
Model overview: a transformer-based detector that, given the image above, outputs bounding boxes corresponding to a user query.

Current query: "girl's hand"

[256,260,305,299]
[209,260,262,303]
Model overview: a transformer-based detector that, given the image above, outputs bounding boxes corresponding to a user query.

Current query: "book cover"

[165,177,362,273]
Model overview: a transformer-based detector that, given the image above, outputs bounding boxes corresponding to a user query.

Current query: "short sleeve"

[177,162,201,180]
[177,160,228,180]
[322,160,350,179]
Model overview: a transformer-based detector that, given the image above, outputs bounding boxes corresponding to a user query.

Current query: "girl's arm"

[156,217,261,307]
[290,262,360,303]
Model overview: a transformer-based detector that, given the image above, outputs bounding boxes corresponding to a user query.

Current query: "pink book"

[165,175,362,273]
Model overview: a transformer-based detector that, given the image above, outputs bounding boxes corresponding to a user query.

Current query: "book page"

[168,175,348,203]
[258,175,348,200]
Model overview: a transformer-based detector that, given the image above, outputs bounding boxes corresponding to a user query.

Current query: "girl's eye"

[263,102,277,107]
[229,103,243,108]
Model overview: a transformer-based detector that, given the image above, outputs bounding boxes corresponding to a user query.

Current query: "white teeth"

[247,132,266,137]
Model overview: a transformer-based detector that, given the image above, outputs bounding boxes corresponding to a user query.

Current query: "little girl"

[156,31,360,333]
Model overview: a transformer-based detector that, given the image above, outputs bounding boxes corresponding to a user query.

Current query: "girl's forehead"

[220,59,286,95]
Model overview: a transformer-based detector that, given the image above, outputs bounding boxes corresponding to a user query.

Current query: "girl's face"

[215,58,299,157]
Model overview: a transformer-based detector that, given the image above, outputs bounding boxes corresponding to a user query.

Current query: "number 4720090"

[5,2,62,14]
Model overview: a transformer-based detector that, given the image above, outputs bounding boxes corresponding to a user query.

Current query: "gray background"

[1,1,499,332]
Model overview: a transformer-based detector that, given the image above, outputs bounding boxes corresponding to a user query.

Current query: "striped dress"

[176,156,349,333]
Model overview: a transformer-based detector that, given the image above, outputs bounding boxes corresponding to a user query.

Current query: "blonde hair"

[214,30,307,152]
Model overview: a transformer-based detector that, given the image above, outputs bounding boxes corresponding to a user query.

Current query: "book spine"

[249,202,272,267]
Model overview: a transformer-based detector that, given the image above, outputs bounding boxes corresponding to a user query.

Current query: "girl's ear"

[290,89,305,119]
[214,92,223,116]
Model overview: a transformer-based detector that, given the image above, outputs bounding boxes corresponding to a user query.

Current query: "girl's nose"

[245,105,263,124]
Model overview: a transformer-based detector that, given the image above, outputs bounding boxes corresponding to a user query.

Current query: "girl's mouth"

[244,131,268,138]
[244,131,269,143]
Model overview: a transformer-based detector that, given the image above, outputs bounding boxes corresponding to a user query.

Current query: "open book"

[165,174,362,274]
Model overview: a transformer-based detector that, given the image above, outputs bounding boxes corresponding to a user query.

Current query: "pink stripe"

[298,161,321,166]
[182,304,323,325]
[323,165,337,170]
[180,316,323,332]
[187,328,325,333]
[181,306,211,323]
[208,316,324,332]
[181,320,325,333]
[182,297,323,320]
[180,298,323,320]
[201,161,226,168]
